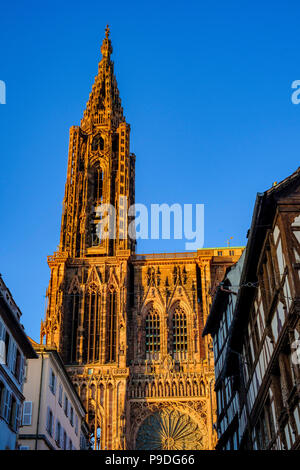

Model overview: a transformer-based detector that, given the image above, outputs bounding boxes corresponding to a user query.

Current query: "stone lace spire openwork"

[81,26,125,130]
[55,24,135,259]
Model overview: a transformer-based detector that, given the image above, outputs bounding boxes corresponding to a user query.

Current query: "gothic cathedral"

[41,27,243,450]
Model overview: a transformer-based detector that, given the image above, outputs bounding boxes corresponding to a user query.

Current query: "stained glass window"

[172,308,188,360]
[145,309,160,361]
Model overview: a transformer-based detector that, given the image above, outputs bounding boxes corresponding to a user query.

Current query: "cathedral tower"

[59,25,135,260]
[41,27,243,450]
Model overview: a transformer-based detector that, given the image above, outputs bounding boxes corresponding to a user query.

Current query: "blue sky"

[1,0,300,341]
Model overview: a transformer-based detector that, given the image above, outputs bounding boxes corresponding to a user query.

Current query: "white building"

[0,275,37,450]
[18,340,89,450]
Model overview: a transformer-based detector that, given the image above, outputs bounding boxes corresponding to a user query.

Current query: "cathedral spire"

[81,25,124,130]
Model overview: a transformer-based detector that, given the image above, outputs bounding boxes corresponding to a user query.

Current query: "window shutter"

[2,388,7,419]
[52,411,54,437]
[5,336,11,367]
[59,384,63,405]
[49,368,52,388]
[10,342,17,373]
[22,401,32,426]
[53,374,57,395]
[15,402,20,431]
[0,320,5,363]
[0,336,5,364]
[55,419,59,443]
[4,390,12,422]
[60,426,64,448]
[19,355,24,384]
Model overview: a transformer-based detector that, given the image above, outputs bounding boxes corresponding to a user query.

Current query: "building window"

[49,368,56,395]
[86,290,102,363]
[55,420,61,447]
[145,308,160,361]
[75,415,79,436]
[0,381,5,416]
[9,395,17,430]
[253,398,276,449]
[93,166,103,203]
[60,427,65,449]
[69,293,80,363]
[63,430,67,450]
[70,406,74,426]
[64,394,69,417]
[22,401,32,426]
[5,331,10,366]
[0,320,6,364]
[15,349,21,380]
[218,251,223,256]
[10,342,17,375]
[90,163,104,246]
[46,407,54,436]
[80,433,87,449]
[229,250,235,256]
[69,438,73,450]
[3,389,12,422]
[17,354,24,384]
[172,308,188,360]
[91,134,104,152]
[105,290,117,363]
[58,384,63,406]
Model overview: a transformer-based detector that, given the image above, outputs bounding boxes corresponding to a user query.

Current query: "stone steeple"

[57,26,135,258]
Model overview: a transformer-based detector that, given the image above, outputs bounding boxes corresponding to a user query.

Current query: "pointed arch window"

[145,308,160,361]
[91,164,104,246]
[69,292,80,363]
[172,308,188,360]
[84,287,102,363]
[105,290,117,363]
[93,166,103,203]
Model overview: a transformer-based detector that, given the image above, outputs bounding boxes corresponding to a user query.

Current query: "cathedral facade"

[41,27,243,450]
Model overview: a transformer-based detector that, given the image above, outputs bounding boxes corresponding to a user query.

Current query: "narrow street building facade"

[203,251,245,449]
[205,168,300,450]
[0,275,37,450]
[18,340,89,450]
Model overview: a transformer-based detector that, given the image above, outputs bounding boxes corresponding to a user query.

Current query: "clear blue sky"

[1,0,300,341]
